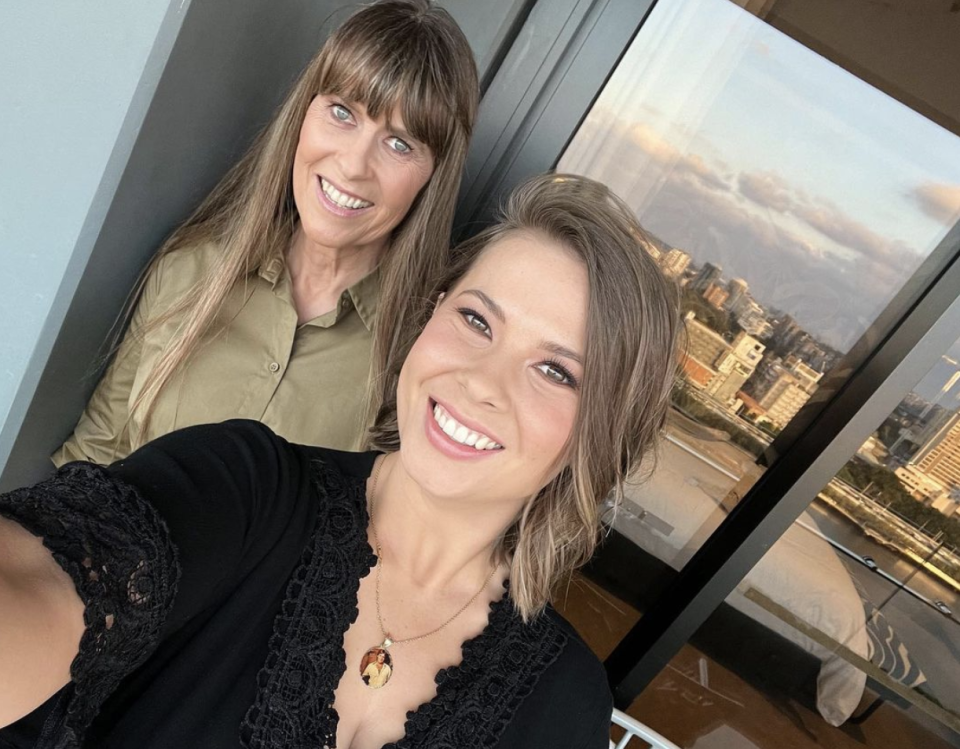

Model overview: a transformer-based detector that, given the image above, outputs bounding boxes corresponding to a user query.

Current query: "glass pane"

[623,343,960,746]
[549,0,960,744]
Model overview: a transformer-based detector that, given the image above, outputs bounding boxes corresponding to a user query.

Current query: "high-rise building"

[691,262,722,292]
[659,248,691,278]
[681,313,764,410]
[772,315,804,351]
[910,411,960,496]
[737,302,773,339]
[745,356,822,429]
[702,282,729,309]
[708,332,765,407]
[725,278,749,310]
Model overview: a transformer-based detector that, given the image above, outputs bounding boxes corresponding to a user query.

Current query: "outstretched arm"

[0,516,85,727]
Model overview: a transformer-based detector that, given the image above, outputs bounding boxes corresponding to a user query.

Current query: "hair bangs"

[317,33,463,161]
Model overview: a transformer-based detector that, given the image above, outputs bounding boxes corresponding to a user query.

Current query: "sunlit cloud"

[738,171,794,213]
[910,182,960,224]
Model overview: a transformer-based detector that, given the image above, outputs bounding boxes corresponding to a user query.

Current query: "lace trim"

[240,459,568,748]
[239,459,377,748]
[389,587,568,749]
[0,462,180,749]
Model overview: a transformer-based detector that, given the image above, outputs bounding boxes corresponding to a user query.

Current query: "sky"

[558,0,960,352]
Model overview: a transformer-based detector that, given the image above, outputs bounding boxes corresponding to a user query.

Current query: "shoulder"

[500,606,612,748]
[108,420,315,517]
[542,607,611,700]
[298,444,379,483]
[145,241,222,302]
[154,240,221,276]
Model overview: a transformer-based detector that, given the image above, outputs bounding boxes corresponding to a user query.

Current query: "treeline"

[671,385,766,457]
[838,458,960,551]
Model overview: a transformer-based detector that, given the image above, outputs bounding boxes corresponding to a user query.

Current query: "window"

[552,0,960,744]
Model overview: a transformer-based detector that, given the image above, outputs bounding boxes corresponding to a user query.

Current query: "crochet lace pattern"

[0,462,179,749]
[2,459,567,748]
[241,459,569,749]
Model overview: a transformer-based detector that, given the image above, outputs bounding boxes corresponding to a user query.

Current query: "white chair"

[610,707,682,749]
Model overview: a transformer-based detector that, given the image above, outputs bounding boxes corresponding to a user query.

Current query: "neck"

[285,225,385,323]
[369,454,518,594]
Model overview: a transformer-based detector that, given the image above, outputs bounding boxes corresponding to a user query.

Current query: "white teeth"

[431,403,501,451]
[321,178,372,209]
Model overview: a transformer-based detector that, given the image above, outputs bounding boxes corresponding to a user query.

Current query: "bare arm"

[0,515,85,728]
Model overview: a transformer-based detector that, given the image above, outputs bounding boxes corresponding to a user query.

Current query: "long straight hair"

[369,174,684,620]
[127,0,478,438]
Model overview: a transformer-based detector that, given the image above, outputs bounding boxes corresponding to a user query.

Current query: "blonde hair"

[128,0,478,437]
[369,174,683,620]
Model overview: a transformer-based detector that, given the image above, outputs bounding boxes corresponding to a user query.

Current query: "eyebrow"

[541,342,583,366]
[461,289,583,365]
[384,115,420,145]
[462,289,505,322]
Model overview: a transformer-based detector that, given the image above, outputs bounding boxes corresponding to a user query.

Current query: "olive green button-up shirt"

[53,242,379,467]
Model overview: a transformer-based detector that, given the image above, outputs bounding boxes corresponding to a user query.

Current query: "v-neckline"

[335,472,514,749]
[239,456,566,749]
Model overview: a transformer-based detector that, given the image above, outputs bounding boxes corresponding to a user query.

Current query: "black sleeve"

[0,419,305,748]
[497,612,614,749]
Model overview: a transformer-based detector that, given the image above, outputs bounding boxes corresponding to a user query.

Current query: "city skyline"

[558,0,960,352]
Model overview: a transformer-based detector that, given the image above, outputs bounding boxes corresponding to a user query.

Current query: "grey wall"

[0,1,188,483]
[0,0,525,489]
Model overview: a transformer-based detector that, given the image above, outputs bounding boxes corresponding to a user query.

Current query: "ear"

[432,291,446,316]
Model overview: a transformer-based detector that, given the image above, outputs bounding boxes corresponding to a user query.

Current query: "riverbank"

[816,487,960,595]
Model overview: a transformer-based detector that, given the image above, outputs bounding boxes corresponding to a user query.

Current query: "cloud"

[736,170,921,272]
[910,182,960,224]
[560,115,928,349]
[738,171,794,213]
[791,200,916,267]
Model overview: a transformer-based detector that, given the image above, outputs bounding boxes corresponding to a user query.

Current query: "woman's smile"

[425,398,504,459]
[395,230,586,501]
[319,176,374,210]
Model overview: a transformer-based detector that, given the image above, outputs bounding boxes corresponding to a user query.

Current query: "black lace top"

[0,420,611,749]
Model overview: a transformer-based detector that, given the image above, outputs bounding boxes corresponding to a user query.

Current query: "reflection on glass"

[560,0,960,578]
[631,348,960,746]
[550,0,960,745]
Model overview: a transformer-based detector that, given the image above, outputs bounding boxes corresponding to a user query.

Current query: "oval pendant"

[359,644,394,689]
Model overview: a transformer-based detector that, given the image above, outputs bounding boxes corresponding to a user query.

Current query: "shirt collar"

[348,266,380,331]
[258,255,285,286]
[258,255,380,331]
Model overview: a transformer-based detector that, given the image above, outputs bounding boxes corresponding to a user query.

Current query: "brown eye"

[457,308,491,337]
[536,361,579,389]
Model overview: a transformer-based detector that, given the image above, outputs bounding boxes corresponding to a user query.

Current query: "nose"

[458,352,511,411]
[337,129,376,183]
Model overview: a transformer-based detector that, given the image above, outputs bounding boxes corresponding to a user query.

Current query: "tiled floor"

[556,575,959,749]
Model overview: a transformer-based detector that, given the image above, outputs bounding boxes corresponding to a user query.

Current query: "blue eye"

[331,103,352,122]
[537,360,579,389]
[457,307,491,337]
[388,137,412,154]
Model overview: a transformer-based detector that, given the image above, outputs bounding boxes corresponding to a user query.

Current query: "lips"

[318,176,373,211]
[432,402,502,450]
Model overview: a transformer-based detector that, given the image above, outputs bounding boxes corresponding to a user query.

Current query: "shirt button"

[268,362,280,373]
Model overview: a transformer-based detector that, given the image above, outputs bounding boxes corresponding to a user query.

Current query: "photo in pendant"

[360,646,394,688]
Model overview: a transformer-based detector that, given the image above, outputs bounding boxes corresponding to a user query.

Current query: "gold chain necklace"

[361,456,499,689]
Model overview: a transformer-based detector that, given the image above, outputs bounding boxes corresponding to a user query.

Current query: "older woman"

[0,174,682,748]
[53,0,478,465]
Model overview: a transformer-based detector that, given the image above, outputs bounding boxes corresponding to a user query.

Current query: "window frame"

[456,0,960,706]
